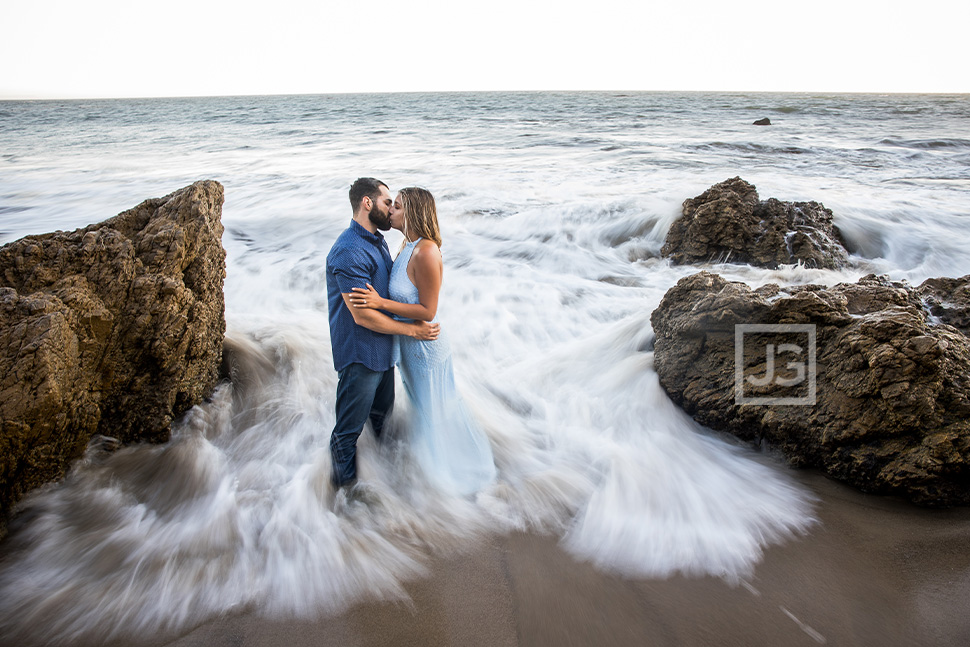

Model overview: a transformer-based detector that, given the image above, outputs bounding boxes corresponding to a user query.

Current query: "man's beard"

[368,204,391,231]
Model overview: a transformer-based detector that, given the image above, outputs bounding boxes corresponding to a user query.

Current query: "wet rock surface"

[0,181,226,525]
[651,271,970,505]
[661,177,850,270]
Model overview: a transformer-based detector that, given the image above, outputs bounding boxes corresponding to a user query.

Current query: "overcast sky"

[3,0,967,99]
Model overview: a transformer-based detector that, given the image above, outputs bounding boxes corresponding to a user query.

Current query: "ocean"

[1,91,968,643]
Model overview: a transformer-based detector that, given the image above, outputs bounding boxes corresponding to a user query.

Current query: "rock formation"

[753,118,771,126]
[0,181,226,526]
[661,177,850,270]
[651,271,970,506]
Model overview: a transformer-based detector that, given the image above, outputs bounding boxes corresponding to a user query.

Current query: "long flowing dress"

[390,239,496,496]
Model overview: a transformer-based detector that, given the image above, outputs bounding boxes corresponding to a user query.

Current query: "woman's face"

[389,193,406,233]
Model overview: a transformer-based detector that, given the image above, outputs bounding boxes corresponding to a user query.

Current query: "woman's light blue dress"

[390,239,496,496]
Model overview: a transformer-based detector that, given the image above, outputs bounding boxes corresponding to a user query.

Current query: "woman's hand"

[349,283,384,310]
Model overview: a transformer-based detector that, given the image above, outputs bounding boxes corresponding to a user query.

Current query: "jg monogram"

[735,324,816,406]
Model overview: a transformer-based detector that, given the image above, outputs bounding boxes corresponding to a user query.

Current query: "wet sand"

[121,469,970,647]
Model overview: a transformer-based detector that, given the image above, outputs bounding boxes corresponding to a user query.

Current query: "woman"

[349,187,496,496]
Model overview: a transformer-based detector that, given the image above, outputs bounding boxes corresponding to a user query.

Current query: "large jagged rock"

[661,177,850,269]
[651,271,970,506]
[0,181,226,524]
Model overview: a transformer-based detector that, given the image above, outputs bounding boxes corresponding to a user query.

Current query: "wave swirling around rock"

[660,177,851,270]
[651,271,970,505]
[0,181,227,528]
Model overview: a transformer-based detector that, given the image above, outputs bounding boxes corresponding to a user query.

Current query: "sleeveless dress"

[390,239,496,496]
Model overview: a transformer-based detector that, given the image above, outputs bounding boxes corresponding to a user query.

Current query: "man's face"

[367,185,393,231]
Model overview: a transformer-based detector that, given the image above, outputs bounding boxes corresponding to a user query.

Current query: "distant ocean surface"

[1,92,969,643]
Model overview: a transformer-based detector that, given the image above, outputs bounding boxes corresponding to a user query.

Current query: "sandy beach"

[81,469,966,647]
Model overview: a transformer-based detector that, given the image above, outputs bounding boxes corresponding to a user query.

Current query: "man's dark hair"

[349,177,388,213]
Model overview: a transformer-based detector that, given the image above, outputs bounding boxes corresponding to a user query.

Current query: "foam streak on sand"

[781,606,827,644]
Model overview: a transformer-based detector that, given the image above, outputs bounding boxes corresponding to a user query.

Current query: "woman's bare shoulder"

[413,239,442,259]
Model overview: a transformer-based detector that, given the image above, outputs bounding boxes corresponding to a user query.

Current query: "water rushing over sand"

[1,91,968,643]
[0,321,815,644]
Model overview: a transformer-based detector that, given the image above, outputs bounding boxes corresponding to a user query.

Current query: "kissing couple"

[325,177,496,499]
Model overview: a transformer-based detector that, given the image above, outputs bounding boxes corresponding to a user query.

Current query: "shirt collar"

[350,219,385,244]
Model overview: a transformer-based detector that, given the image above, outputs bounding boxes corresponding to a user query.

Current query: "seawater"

[1,92,968,644]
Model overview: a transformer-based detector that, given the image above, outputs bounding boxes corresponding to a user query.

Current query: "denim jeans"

[330,363,395,487]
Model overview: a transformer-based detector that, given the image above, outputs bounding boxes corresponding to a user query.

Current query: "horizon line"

[3,88,970,102]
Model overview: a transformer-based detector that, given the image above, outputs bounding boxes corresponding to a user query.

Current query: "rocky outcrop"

[661,177,850,269]
[753,118,771,126]
[0,181,226,524]
[651,271,970,506]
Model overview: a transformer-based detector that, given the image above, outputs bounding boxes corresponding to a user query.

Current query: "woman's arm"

[349,241,442,322]
[341,293,439,338]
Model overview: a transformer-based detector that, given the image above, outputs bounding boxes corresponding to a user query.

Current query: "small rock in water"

[754,117,771,125]
[660,176,850,269]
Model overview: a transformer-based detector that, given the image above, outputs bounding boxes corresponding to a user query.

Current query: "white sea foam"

[1,92,968,643]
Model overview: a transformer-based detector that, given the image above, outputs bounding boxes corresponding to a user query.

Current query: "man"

[326,177,439,490]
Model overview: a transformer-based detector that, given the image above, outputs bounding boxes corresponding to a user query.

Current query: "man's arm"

[349,242,442,322]
[341,293,439,340]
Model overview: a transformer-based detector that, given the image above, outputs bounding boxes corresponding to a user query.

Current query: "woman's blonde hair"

[399,187,442,247]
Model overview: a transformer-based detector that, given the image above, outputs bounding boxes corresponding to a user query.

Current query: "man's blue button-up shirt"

[326,220,395,372]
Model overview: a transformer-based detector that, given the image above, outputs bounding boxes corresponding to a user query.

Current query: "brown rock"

[651,271,970,506]
[918,275,970,336]
[661,177,850,269]
[0,181,227,526]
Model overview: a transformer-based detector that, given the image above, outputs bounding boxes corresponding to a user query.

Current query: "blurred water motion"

[3,91,968,643]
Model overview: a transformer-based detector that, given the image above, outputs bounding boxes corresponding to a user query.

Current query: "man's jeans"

[330,363,395,487]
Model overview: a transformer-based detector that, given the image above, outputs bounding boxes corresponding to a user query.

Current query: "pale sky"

[2,0,967,99]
